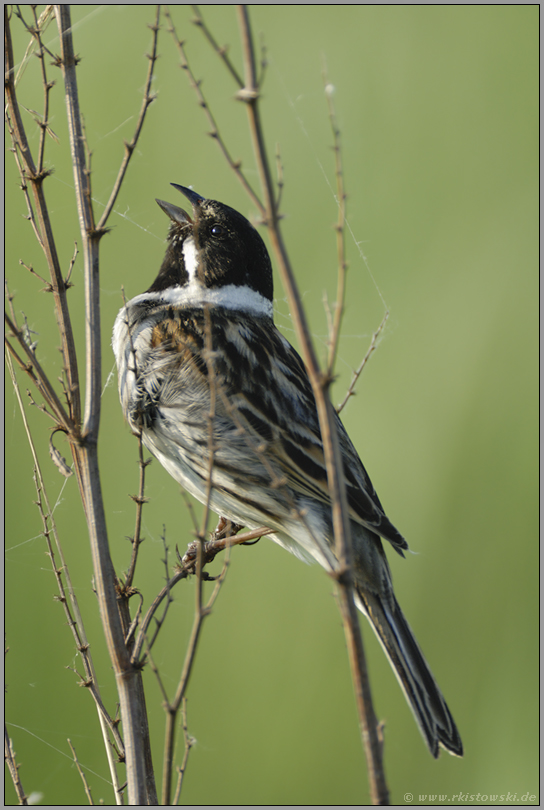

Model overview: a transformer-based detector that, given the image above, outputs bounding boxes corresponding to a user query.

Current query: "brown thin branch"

[131,524,272,664]
[11,5,57,69]
[5,347,125,795]
[26,5,55,176]
[65,242,78,286]
[5,9,81,427]
[4,311,75,433]
[336,311,389,415]
[274,143,284,211]
[4,726,28,806]
[4,108,44,248]
[54,7,151,803]
[161,309,231,805]
[171,699,194,805]
[96,5,160,231]
[67,739,95,805]
[124,434,151,589]
[164,6,264,214]
[190,5,244,87]
[234,6,389,803]
[323,72,348,377]
[19,259,51,288]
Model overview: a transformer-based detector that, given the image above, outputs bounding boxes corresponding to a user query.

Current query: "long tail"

[355,588,463,758]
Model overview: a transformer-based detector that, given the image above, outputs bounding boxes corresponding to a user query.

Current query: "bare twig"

[172,699,195,805]
[190,5,244,87]
[161,308,228,805]
[274,143,284,211]
[65,242,79,287]
[124,434,152,589]
[233,7,389,803]
[11,5,56,70]
[336,311,389,415]
[150,515,271,804]
[131,524,272,666]
[164,6,264,213]
[5,6,81,427]
[4,108,44,248]
[323,72,348,378]
[5,347,125,798]
[28,6,56,176]
[4,726,28,806]
[4,311,75,433]
[67,739,95,805]
[19,259,51,289]
[54,7,154,803]
[96,5,161,230]
[7,6,161,804]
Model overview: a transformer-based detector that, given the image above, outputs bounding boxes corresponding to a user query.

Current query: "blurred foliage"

[5,5,538,806]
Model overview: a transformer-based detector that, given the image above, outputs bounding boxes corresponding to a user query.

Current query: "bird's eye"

[211,224,224,237]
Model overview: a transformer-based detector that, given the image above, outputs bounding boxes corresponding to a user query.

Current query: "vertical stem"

[54,6,101,439]
[4,7,81,426]
[235,6,389,803]
[54,7,150,803]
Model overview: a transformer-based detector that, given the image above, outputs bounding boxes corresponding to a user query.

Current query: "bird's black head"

[147,184,274,303]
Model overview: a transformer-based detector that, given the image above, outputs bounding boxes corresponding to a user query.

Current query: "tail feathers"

[355,588,463,758]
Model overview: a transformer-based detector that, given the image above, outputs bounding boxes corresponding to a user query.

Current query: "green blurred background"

[5,5,538,806]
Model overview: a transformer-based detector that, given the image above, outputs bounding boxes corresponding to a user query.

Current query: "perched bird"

[112,184,462,758]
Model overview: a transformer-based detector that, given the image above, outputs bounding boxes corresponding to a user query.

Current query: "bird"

[112,183,463,759]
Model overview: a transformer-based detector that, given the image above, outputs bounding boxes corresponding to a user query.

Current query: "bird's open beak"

[155,198,192,225]
[156,185,205,226]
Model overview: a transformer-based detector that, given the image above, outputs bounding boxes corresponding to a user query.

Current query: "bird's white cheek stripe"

[182,237,199,282]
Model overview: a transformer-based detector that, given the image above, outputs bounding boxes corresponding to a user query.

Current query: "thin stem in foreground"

[67,740,95,806]
[234,6,389,803]
[124,434,151,590]
[172,698,195,805]
[323,70,348,378]
[5,344,125,798]
[161,309,230,806]
[165,6,264,214]
[336,311,389,416]
[54,6,158,803]
[4,726,28,807]
[5,7,81,427]
[96,5,160,231]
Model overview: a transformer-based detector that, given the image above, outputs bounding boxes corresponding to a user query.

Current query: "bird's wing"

[211,313,408,555]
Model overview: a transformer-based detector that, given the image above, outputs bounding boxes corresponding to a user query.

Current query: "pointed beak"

[156,185,205,227]
[155,198,192,225]
[171,183,206,209]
